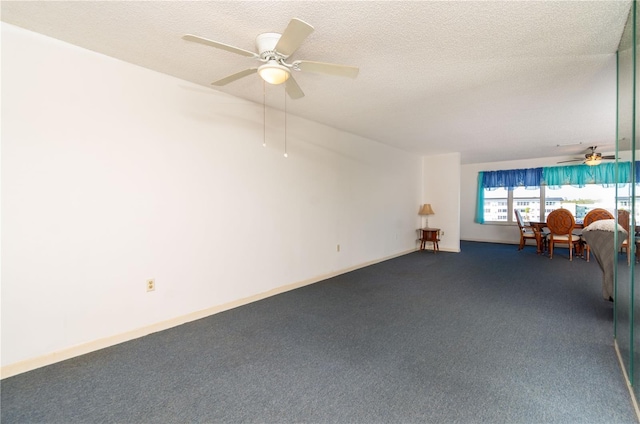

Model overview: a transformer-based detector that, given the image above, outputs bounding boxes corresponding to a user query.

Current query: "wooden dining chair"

[514,209,539,251]
[618,209,631,265]
[546,208,582,260]
[582,208,614,262]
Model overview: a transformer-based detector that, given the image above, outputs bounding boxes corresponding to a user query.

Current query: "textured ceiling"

[1,1,633,164]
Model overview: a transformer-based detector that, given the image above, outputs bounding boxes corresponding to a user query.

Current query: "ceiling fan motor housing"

[256,33,285,59]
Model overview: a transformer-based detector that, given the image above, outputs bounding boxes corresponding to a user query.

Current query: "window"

[477,162,640,224]
[512,186,541,222]
[483,188,508,222]
[483,184,617,224]
[546,184,616,223]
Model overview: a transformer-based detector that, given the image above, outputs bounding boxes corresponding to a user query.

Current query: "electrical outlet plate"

[146,279,155,292]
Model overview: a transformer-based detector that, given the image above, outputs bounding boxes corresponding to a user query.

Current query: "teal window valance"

[475,161,638,224]
[542,162,630,188]
[482,167,542,189]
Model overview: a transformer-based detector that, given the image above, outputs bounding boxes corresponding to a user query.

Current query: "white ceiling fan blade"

[275,18,314,57]
[183,34,258,58]
[296,60,359,78]
[212,68,258,86]
[285,76,305,99]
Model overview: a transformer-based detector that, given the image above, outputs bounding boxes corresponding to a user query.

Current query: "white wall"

[1,24,422,373]
[423,153,461,252]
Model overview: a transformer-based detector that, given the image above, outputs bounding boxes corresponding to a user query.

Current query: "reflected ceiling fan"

[557,146,616,166]
[182,18,359,99]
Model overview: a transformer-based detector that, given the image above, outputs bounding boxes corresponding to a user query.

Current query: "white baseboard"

[415,246,461,253]
[1,248,415,379]
[461,237,517,245]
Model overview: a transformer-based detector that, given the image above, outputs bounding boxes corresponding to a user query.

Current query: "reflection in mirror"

[614,0,637,400]
[631,1,640,401]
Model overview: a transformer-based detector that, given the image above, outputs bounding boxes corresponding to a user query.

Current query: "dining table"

[528,221,584,254]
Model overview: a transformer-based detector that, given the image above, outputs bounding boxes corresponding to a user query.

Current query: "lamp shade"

[258,61,290,85]
[419,204,435,215]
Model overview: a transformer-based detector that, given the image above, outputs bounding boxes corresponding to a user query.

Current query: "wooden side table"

[419,228,440,253]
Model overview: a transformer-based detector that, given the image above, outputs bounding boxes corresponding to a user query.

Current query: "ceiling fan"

[182,18,359,99]
[557,146,616,166]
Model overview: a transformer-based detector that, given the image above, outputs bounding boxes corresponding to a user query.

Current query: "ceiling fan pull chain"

[284,87,288,158]
[263,80,267,148]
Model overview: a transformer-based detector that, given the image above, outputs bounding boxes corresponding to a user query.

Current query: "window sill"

[482,221,517,226]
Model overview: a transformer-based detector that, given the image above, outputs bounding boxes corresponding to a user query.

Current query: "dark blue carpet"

[1,241,636,423]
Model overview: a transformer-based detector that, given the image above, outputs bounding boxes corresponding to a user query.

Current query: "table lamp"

[419,204,435,228]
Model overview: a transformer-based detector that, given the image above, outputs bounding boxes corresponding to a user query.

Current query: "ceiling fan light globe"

[258,61,290,85]
[585,157,602,166]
